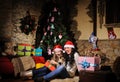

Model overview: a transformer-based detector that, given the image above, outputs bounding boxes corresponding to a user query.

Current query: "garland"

[20,11,36,35]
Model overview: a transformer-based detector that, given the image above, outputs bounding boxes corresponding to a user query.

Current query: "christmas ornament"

[58,33,62,39]
[47,47,52,55]
[50,24,55,29]
[53,7,57,12]
[49,12,52,17]
[47,25,51,31]
[50,31,53,35]
[44,32,47,36]
[58,12,61,15]
[50,16,55,22]
[54,36,57,43]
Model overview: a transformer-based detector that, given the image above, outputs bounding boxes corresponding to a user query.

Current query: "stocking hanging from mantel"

[107,28,117,40]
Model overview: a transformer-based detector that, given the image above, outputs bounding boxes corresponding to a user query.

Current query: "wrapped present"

[44,60,56,71]
[32,56,45,64]
[17,44,32,56]
[35,47,42,56]
[77,56,101,71]
[35,63,45,69]
[31,46,35,56]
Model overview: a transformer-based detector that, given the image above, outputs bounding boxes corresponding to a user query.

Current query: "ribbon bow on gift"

[79,57,99,70]
[80,60,90,69]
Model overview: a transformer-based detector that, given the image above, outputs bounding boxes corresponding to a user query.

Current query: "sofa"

[0,55,45,79]
[0,56,14,78]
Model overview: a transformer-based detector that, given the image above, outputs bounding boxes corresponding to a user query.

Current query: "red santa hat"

[53,44,63,51]
[64,40,75,48]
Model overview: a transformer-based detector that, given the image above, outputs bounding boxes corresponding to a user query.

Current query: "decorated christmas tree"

[35,0,72,59]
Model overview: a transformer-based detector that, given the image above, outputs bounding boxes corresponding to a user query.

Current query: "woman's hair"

[64,48,76,65]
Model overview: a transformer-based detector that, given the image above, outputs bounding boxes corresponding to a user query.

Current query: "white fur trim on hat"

[64,40,75,48]
[54,48,62,51]
[64,45,74,48]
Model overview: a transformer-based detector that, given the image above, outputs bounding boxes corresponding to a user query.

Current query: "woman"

[63,40,80,77]
[34,40,80,82]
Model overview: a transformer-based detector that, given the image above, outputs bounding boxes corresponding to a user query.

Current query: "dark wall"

[0,0,12,38]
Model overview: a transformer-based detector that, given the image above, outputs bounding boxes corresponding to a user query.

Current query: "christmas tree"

[35,0,73,59]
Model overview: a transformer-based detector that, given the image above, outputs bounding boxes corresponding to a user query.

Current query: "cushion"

[0,57,14,75]
[0,57,10,62]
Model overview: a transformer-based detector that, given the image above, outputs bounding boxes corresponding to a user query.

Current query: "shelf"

[104,23,120,28]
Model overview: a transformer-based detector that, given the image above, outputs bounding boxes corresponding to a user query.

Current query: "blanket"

[11,56,35,76]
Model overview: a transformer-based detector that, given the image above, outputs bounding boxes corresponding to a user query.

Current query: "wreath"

[20,11,36,35]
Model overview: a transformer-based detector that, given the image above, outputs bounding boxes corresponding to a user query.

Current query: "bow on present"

[78,57,98,70]
[80,60,90,69]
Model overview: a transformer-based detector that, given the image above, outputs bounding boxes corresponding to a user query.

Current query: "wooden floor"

[0,76,79,82]
[0,79,34,82]
[51,76,79,82]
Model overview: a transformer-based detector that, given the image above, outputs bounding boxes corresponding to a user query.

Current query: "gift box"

[35,47,42,56]
[77,56,101,71]
[17,44,32,56]
[35,63,45,69]
[44,60,56,71]
[32,56,45,64]
[31,46,35,56]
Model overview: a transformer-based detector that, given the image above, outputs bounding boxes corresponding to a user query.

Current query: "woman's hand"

[50,60,58,65]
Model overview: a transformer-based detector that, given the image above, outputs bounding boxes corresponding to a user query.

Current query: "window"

[106,0,120,25]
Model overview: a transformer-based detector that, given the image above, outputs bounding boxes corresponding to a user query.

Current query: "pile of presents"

[17,43,42,56]
[17,43,101,71]
[16,43,59,75]
[17,43,53,70]
[0,43,50,79]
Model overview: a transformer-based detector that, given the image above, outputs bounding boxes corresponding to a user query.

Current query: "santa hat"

[64,40,74,48]
[53,44,62,51]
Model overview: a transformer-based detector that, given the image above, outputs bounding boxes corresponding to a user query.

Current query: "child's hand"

[50,60,58,65]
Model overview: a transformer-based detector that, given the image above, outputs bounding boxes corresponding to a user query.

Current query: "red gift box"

[77,56,101,71]
[32,56,45,64]
[45,60,56,71]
